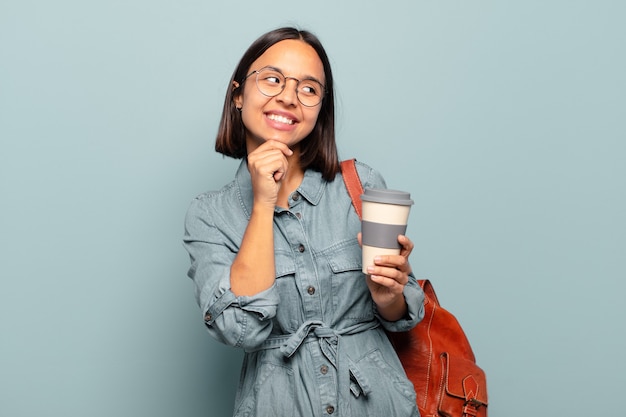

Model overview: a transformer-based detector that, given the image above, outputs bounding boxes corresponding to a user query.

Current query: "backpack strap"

[340,159,364,219]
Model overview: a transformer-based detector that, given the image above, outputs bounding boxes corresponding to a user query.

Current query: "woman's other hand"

[246,140,293,208]
[358,233,415,321]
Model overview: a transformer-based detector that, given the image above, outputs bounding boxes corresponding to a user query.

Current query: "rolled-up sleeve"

[183,196,279,350]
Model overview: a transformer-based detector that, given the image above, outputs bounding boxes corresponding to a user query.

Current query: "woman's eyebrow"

[265,65,325,85]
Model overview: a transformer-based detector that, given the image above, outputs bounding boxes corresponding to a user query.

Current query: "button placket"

[279,211,319,321]
[277,190,328,371]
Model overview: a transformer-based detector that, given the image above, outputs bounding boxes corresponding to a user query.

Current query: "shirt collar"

[235,159,327,217]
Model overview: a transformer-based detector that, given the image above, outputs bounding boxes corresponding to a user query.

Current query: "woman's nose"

[275,78,299,106]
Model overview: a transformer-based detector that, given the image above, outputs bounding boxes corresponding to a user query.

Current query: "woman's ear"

[232,81,243,109]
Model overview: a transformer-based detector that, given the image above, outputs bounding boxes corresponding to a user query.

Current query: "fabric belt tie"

[249,319,380,416]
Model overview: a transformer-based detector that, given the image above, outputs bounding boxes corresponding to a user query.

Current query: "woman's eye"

[300,83,319,96]
[263,75,282,84]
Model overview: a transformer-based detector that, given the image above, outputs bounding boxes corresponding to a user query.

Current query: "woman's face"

[234,39,325,153]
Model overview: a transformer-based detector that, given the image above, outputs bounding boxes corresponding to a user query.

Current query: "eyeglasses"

[244,66,325,107]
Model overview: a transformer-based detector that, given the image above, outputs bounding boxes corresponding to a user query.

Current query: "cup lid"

[360,188,414,205]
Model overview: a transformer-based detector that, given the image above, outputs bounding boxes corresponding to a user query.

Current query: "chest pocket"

[273,251,300,333]
[322,239,373,324]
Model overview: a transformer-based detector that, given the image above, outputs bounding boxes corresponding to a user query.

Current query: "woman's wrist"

[376,295,408,322]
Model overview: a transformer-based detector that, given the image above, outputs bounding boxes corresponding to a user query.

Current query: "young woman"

[183,27,425,417]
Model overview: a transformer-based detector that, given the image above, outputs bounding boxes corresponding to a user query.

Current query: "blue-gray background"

[1,1,624,416]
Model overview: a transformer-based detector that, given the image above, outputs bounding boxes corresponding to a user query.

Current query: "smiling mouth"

[267,113,295,125]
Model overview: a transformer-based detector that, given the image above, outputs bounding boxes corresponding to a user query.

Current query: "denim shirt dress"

[183,159,425,417]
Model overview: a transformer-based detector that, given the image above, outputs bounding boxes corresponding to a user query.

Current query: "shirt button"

[320,365,328,375]
[307,286,316,295]
[326,405,335,414]
[204,313,212,322]
[292,192,300,201]
[295,212,302,219]
[298,244,305,253]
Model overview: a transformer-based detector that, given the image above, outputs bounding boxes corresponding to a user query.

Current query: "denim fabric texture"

[183,159,425,417]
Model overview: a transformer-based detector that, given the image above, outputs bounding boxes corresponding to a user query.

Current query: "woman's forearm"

[230,204,277,296]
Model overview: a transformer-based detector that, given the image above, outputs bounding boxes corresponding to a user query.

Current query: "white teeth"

[267,114,294,125]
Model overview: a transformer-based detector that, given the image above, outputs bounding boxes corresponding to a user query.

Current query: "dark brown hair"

[214,27,339,181]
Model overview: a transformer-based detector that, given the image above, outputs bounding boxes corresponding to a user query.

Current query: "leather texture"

[341,158,488,417]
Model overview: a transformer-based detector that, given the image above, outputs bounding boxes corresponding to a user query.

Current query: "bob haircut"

[214,27,340,181]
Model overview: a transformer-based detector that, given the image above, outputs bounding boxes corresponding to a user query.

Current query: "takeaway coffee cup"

[360,188,414,274]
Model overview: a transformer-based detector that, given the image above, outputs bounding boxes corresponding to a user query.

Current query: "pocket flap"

[325,240,362,273]
[440,352,488,406]
[275,251,296,277]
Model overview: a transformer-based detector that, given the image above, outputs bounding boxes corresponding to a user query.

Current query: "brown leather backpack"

[341,159,488,417]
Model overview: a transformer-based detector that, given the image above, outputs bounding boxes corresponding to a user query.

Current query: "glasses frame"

[244,66,326,107]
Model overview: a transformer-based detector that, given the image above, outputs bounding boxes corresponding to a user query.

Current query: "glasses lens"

[297,79,324,107]
[255,68,285,97]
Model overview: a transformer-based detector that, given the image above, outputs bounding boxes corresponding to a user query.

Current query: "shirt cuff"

[237,283,280,320]
[203,283,280,326]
